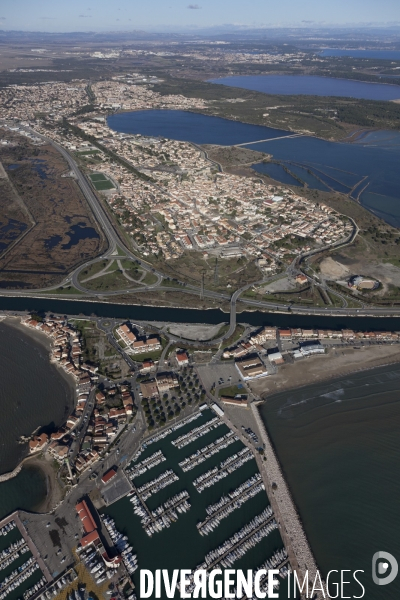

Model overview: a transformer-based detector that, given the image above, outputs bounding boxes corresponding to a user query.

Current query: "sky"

[0,0,399,32]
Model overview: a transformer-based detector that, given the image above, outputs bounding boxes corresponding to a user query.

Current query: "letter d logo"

[372,551,398,586]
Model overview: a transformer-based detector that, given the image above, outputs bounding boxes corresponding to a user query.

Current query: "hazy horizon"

[0,0,399,33]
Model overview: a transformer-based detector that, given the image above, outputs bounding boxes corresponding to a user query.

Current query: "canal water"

[3,296,400,331]
[107,109,400,227]
[103,409,288,599]
[259,362,400,600]
[0,320,75,475]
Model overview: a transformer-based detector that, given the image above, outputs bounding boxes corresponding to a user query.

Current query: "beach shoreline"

[0,316,76,478]
[249,344,400,398]
[3,316,78,394]
[23,454,63,514]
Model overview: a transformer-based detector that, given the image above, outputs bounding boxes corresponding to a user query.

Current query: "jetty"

[249,403,322,598]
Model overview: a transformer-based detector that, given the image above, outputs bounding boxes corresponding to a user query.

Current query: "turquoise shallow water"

[259,363,400,600]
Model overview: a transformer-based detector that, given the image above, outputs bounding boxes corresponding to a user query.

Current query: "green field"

[89,173,108,181]
[218,384,244,398]
[92,180,115,191]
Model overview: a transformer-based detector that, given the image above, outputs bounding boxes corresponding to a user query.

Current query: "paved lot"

[21,510,80,579]
[101,473,132,506]
[222,402,264,448]
[196,362,240,391]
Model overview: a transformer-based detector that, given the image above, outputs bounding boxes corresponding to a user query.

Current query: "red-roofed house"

[101,467,118,484]
[176,351,189,367]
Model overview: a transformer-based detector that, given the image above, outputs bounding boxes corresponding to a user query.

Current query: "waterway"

[208,74,400,100]
[3,295,400,331]
[0,319,75,475]
[259,362,400,600]
[107,109,400,226]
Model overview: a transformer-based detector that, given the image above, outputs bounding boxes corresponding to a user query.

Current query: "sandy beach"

[249,344,400,397]
[22,454,63,513]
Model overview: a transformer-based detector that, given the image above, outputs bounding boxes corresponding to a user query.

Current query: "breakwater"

[250,403,321,595]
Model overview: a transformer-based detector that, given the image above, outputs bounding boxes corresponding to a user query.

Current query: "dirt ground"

[319,256,351,280]
[168,322,225,340]
[249,345,400,397]
[262,276,297,293]
[202,145,270,168]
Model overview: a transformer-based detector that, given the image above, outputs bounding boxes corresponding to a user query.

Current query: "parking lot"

[196,362,240,392]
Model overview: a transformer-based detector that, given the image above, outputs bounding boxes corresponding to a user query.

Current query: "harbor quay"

[0,512,52,585]
[250,403,323,598]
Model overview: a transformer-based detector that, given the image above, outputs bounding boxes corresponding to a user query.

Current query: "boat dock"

[136,469,179,501]
[178,431,238,472]
[192,447,254,492]
[197,474,264,535]
[126,450,166,480]
[205,514,276,570]
[171,416,223,449]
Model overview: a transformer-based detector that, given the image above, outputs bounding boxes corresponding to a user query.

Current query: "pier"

[171,416,222,449]
[0,557,39,593]
[197,474,264,534]
[136,469,179,501]
[0,540,29,571]
[204,513,277,570]
[126,450,166,479]
[192,447,254,492]
[241,556,290,600]
[235,133,303,147]
[178,431,238,472]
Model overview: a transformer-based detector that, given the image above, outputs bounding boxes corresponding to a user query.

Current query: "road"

[4,123,400,333]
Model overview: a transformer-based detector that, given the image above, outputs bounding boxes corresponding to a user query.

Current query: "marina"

[171,417,223,449]
[192,447,254,493]
[197,474,264,535]
[126,450,166,479]
[135,469,179,501]
[0,514,51,600]
[102,408,293,598]
[0,539,29,572]
[134,491,191,536]
[178,431,238,472]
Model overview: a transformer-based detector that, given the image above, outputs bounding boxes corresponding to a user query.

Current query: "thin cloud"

[187,4,201,8]
[79,14,92,17]
[0,17,5,20]
[41,16,56,19]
